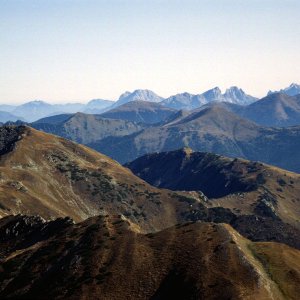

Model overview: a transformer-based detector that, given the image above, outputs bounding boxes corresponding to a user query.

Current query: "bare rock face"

[0,126,25,156]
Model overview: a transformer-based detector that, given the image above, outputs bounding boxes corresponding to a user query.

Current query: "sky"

[0,0,300,104]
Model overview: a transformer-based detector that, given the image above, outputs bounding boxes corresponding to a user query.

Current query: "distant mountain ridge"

[0,111,24,123]
[1,83,299,122]
[90,106,300,172]
[30,104,300,172]
[161,86,257,110]
[0,100,114,122]
[268,83,300,96]
[240,93,300,127]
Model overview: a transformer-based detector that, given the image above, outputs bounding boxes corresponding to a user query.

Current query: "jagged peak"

[118,91,131,100]
[289,83,300,88]
[203,86,222,94]
[225,86,244,93]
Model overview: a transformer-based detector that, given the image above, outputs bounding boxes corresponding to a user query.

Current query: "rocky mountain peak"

[202,87,222,100]
[268,83,300,97]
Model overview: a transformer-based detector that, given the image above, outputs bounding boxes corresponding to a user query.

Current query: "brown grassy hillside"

[0,214,299,299]
[0,126,207,231]
[1,126,299,250]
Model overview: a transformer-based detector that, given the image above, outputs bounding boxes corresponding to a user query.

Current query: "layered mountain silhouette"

[90,106,300,172]
[12,101,86,122]
[205,93,300,127]
[1,214,299,299]
[161,87,257,110]
[1,83,300,122]
[240,93,300,127]
[0,100,113,122]
[1,125,300,299]
[0,111,24,123]
[1,83,300,300]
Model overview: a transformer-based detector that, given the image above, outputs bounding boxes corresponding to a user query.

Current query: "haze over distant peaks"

[84,99,114,114]
[1,83,300,122]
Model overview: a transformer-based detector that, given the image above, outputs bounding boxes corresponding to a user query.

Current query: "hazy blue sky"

[1,0,299,103]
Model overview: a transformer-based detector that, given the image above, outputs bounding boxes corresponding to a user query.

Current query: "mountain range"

[205,93,300,127]
[2,83,299,122]
[0,125,300,298]
[29,97,300,172]
[0,99,114,123]
[1,83,300,299]
[0,125,300,246]
[268,83,300,96]
[126,148,300,228]
[82,105,300,172]
[161,86,257,110]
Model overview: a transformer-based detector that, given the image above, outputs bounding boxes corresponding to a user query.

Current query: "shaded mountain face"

[125,148,300,230]
[268,83,300,96]
[240,93,300,127]
[126,149,270,197]
[1,214,299,300]
[32,112,145,144]
[100,101,177,124]
[201,94,300,127]
[161,87,257,110]
[112,89,163,108]
[92,106,300,173]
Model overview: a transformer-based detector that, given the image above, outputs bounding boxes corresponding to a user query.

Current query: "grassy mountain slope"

[0,126,210,231]
[1,126,299,249]
[1,214,299,300]
[32,112,145,144]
